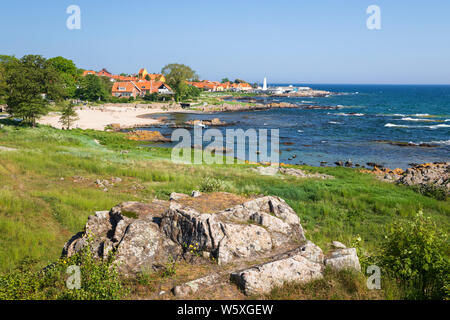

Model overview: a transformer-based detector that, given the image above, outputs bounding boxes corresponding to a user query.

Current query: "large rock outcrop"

[62,193,361,295]
[160,196,305,264]
[62,201,181,275]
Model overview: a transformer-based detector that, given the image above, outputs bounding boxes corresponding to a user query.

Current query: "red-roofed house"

[111,81,141,98]
[136,80,173,96]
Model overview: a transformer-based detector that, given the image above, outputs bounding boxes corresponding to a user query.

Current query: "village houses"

[82,67,254,98]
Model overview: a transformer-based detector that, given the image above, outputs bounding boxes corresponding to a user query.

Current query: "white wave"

[400,117,435,122]
[430,124,450,129]
[430,140,450,145]
[445,119,450,122]
[336,113,365,116]
[385,123,450,129]
[301,100,312,103]
[297,130,303,133]
[413,113,429,116]
[328,121,342,125]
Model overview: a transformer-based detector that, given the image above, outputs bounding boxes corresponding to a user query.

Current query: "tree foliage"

[75,74,110,101]
[5,55,64,126]
[59,102,79,129]
[48,56,79,98]
[161,63,199,102]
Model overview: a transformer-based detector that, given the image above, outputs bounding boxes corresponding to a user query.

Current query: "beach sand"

[38,104,181,130]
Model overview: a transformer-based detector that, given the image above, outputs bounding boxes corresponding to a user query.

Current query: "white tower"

[263,77,267,91]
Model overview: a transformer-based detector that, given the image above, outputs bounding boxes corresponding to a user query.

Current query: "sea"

[141,84,450,169]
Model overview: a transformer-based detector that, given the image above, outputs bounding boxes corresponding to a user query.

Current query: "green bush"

[0,241,126,300]
[378,211,449,299]
[199,177,226,193]
[412,184,448,201]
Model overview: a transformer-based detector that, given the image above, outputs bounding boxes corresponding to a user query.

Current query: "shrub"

[199,177,226,193]
[0,241,127,300]
[378,211,449,299]
[412,184,448,201]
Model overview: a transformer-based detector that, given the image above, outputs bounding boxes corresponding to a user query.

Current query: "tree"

[221,78,230,84]
[48,56,78,98]
[5,55,64,126]
[161,63,199,102]
[234,79,246,84]
[145,74,151,81]
[0,55,18,104]
[75,74,109,101]
[59,102,79,129]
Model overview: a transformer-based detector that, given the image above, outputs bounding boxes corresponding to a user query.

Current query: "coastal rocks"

[62,193,362,296]
[173,273,221,297]
[331,241,347,249]
[268,102,298,109]
[161,196,304,264]
[230,244,325,296]
[170,192,189,201]
[127,130,170,142]
[399,162,449,189]
[184,118,227,127]
[375,140,439,148]
[279,168,334,180]
[252,166,279,176]
[364,162,450,192]
[62,202,181,275]
[324,248,361,272]
[252,166,334,180]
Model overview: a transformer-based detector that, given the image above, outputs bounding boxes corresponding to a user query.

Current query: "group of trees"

[221,78,247,84]
[0,54,121,127]
[1,55,66,126]
[0,54,205,126]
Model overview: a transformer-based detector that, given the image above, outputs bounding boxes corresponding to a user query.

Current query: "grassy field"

[0,120,448,299]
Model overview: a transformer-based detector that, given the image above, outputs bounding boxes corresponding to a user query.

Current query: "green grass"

[0,120,449,299]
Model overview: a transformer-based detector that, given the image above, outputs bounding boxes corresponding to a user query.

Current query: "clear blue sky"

[1,0,450,84]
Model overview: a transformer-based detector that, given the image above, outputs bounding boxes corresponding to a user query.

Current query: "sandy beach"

[38,104,182,130]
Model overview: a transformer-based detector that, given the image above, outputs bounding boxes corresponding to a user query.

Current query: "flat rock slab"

[253,166,334,180]
[325,248,361,272]
[230,243,325,296]
[172,273,221,297]
[0,146,17,152]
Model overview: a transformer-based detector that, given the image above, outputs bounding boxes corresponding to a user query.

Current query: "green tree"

[5,55,64,126]
[221,78,230,83]
[75,74,109,101]
[48,56,78,98]
[161,63,199,102]
[59,102,79,129]
[234,79,246,84]
[145,74,151,81]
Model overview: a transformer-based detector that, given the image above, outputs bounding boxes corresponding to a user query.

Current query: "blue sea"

[143,85,450,169]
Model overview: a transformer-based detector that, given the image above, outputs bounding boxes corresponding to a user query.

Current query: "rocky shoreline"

[362,162,449,192]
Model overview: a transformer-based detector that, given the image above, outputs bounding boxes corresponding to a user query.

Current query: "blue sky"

[1,0,450,84]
